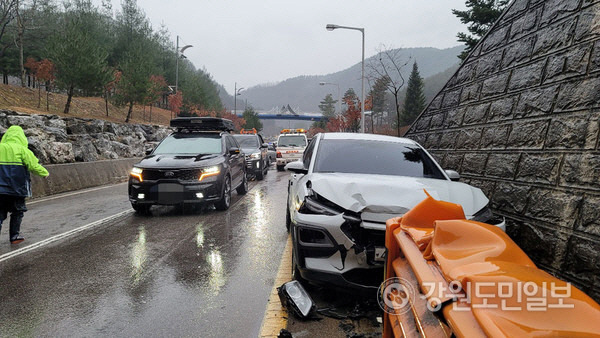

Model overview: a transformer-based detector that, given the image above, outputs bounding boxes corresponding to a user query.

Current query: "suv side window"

[303,137,316,169]
[225,135,235,151]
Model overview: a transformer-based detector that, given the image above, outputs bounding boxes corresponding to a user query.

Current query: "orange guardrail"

[383,191,600,338]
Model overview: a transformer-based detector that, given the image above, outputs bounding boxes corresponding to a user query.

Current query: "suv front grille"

[142,169,202,181]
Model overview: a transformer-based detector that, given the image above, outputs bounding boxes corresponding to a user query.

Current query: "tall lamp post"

[175,35,193,94]
[326,24,365,133]
[234,82,244,115]
[319,82,341,116]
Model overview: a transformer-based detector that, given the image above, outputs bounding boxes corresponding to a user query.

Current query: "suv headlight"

[250,152,261,159]
[199,166,220,181]
[130,167,143,182]
[298,193,343,216]
[472,205,494,223]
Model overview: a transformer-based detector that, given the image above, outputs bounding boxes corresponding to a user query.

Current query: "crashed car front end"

[292,192,390,289]
[291,183,505,290]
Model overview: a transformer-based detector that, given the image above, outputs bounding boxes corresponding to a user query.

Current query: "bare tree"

[14,0,38,87]
[367,45,411,136]
[0,0,17,83]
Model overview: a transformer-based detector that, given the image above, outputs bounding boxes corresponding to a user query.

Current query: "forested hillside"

[0,0,223,121]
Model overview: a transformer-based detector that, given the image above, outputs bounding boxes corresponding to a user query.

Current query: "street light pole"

[326,24,366,133]
[175,35,193,94]
[175,35,179,94]
[319,82,341,116]
[234,82,244,115]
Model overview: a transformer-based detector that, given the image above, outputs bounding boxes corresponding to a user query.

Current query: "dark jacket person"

[0,125,49,244]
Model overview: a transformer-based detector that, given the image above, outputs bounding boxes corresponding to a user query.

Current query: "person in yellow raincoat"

[0,125,49,244]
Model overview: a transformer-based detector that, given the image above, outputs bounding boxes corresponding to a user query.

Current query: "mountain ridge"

[220,45,464,112]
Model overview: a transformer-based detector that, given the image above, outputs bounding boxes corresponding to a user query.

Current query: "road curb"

[259,234,292,337]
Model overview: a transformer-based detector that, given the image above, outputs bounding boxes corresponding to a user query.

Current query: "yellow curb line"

[259,235,292,337]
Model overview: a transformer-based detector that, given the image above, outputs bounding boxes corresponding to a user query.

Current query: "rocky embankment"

[0,109,171,164]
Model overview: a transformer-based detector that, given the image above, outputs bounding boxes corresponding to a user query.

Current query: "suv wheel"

[285,205,291,232]
[291,244,307,284]
[215,175,231,210]
[236,172,248,195]
[256,161,264,180]
[132,203,151,215]
[277,164,285,171]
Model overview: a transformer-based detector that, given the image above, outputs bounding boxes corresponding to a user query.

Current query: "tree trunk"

[37,82,41,108]
[64,85,74,114]
[46,88,50,111]
[396,102,401,137]
[125,101,134,122]
[149,105,152,122]
[17,20,25,87]
[105,90,109,117]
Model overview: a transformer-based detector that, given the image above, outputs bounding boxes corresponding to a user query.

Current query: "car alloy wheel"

[215,175,231,210]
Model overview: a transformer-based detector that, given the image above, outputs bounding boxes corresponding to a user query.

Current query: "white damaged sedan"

[285,132,505,289]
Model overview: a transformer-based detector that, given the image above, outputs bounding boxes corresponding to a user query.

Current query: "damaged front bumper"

[292,212,387,290]
[291,208,506,291]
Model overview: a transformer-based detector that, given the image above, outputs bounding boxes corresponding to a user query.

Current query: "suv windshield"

[314,139,445,179]
[233,135,259,148]
[278,135,306,147]
[153,133,222,155]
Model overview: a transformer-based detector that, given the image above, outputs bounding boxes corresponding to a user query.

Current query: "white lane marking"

[0,209,133,263]
[28,182,128,205]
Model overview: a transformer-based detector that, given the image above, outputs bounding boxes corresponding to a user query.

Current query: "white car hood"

[309,173,488,217]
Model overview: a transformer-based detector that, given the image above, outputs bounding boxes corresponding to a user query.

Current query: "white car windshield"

[278,135,306,147]
[313,139,445,179]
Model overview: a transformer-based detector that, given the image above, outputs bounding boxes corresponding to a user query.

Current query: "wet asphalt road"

[0,168,289,337]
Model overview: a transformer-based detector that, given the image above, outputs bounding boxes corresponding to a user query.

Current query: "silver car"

[285,132,505,289]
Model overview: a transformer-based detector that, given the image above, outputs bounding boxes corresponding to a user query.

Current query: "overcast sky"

[103,0,468,94]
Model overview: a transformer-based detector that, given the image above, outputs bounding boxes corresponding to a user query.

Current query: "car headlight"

[298,193,343,216]
[250,152,261,159]
[472,205,494,223]
[130,167,143,182]
[199,166,220,181]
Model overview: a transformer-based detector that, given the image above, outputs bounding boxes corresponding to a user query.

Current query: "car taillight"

[276,151,282,158]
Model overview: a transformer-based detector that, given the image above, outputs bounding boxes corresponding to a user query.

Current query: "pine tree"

[242,106,263,131]
[314,93,337,129]
[453,0,509,60]
[48,2,111,114]
[401,62,426,126]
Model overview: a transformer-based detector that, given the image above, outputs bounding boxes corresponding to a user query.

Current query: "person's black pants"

[0,194,27,238]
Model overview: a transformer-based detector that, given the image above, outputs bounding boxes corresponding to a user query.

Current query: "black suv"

[128,117,248,213]
[232,133,269,180]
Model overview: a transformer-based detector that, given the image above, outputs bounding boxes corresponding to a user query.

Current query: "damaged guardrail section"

[382,192,600,338]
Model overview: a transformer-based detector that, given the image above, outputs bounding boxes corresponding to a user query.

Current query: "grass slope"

[0,84,172,125]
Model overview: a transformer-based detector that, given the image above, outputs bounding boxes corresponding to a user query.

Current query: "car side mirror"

[286,160,308,174]
[229,147,240,155]
[261,143,268,149]
[445,170,460,181]
[144,146,154,155]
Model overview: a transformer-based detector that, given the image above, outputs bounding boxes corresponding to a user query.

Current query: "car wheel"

[263,158,268,176]
[291,243,307,284]
[236,172,248,195]
[256,161,264,180]
[285,205,291,232]
[277,165,285,171]
[215,175,231,211]
[132,203,151,215]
